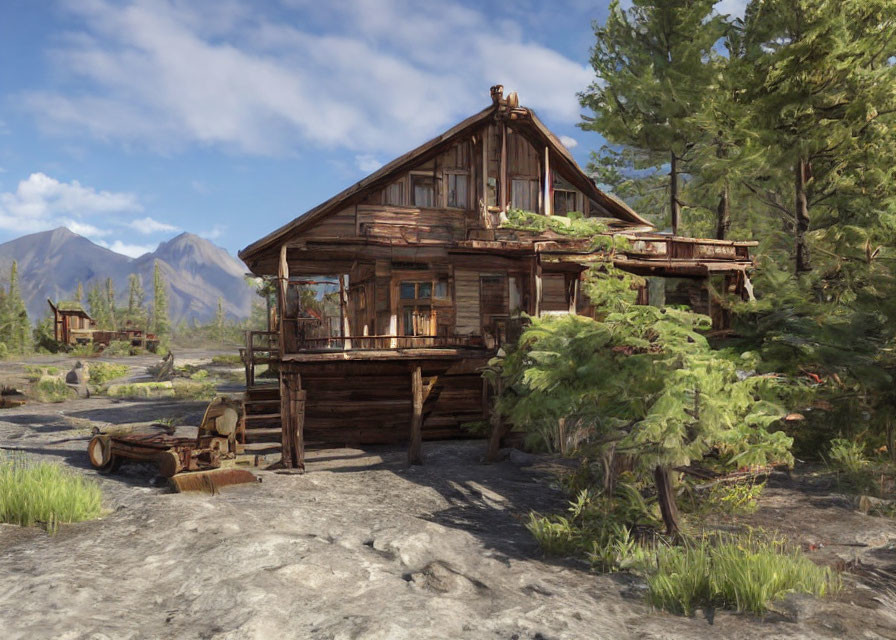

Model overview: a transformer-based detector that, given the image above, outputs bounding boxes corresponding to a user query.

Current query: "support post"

[500,122,508,215]
[408,366,423,465]
[534,259,543,318]
[339,274,351,350]
[278,245,290,354]
[280,371,305,471]
[485,376,507,462]
[544,146,552,216]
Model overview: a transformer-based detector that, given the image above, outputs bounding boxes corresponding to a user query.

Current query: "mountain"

[0,228,255,325]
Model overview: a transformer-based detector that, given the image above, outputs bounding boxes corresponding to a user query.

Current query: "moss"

[172,379,216,400]
[88,362,129,385]
[211,354,243,366]
[106,381,175,399]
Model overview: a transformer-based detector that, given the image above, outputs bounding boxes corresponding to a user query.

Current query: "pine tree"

[75,282,84,305]
[105,277,117,330]
[579,0,727,234]
[214,297,226,343]
[151,261,170,339]
[1,262,31,354]
[127,274,147,328]
[740,0,896,273]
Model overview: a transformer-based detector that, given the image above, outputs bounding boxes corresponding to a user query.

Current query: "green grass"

[106,381,175,398]
[0,454,103,532]
[30,377,75,403]
[211,354,242,366]
[646,533,839,615]
[24,365,61,381]
[89,362,129,385]
[172,379,216,400]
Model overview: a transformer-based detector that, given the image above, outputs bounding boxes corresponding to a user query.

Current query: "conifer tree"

[1,261,30,353]
[75,282,84,305]
[579,0,726,234]
[151,261,170,339]
[127,274,147,328]
[214,297,226,343]
[105,277,117,330]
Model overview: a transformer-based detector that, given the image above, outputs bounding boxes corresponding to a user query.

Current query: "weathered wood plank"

[409,366,424,465]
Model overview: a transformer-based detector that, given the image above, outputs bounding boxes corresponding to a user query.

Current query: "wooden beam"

[485,376,507,462]
[500,121,508,214]
[339,274,352,350]
[408,365,423,465]
[544,146,552,216]
[482,126,489,227]
[279,372,305,471]
[534,258,543,318]
[278,244,290,353]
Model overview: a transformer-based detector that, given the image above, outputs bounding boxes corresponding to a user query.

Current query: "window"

[554,189,578,216]
[384,182,404,206]
[511,179,539,211]
[446,173,468,209]
[398,279,447,336]
[412,175,435,207]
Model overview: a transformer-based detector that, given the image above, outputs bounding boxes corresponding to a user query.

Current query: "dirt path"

[0,358,894,638]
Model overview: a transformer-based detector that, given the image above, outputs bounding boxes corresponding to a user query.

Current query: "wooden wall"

[455,269,481,335]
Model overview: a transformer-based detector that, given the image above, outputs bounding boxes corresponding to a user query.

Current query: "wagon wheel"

[88,435,122,474]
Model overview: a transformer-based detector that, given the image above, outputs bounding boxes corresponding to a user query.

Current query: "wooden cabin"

[238,86,756,470]
[48,299,96,345]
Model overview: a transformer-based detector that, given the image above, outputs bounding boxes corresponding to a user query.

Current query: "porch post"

[339,274,351,350]
[409,365,424,465]
[544,147,552,216]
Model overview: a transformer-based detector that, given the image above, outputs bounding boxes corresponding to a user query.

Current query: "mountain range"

[0,228,255,325]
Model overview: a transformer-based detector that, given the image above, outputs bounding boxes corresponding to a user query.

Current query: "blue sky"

[0,0,745,258]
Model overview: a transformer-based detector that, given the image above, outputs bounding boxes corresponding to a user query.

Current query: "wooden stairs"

[240,385,282,463]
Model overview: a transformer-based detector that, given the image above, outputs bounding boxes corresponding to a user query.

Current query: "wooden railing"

[240,330,279,388]
[297,335,485,351]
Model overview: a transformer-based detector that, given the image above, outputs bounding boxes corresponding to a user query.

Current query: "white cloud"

[0,171,141,233]
[559,135,578,149]
[61,219,112,237]
[355,154,383,173]
[201,224,225,240]
[25,0,592,156]
[97,239,155,258]
[129,216,179,234]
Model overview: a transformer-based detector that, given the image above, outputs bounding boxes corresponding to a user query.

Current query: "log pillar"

[485,377,508,463]
[280,370,305,471]
[408,366,423,465]
[543,146,552,216]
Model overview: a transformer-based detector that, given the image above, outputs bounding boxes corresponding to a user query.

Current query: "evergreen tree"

[214,297,226,343]
[0,261,30,353]
[127,273,147,328]
[151,261,170,339]
[75,282,84,305]
[579,0,726,234]
[87,283,110,330]
[105,277,117,330]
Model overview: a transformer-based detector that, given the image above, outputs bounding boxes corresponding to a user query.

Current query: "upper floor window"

[384,181,405,206]
[446,173,468,209]
[411,175,435,208]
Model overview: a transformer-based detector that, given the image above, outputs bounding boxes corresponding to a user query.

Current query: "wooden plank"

[500,121,508,213]
[544,146,552,216]
[409,366,423,465]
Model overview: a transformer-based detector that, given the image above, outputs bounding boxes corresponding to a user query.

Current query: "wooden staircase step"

[241,442,282,452]
[244,412,281,420]
[243,427,282,437]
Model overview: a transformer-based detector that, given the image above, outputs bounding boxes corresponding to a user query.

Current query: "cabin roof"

[48,299,92,318]
[239,89,652,265]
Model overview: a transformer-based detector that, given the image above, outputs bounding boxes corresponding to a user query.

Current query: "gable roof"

[48,299,92,318]
[239,92,652,264]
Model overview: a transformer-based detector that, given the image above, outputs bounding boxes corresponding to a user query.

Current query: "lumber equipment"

[88,397,259,492]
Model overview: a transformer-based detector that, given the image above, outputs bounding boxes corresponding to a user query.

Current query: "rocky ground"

[0,353,894,639]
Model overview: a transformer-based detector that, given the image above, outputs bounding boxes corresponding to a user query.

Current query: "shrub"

[0,454,103,532]
[106,381,175,399]
[189,369,209,381]
[172,379,216,400]
[89,362,129,385]
[24,365,60,381]
[30,377,75,403]
[684,480,765,517]
[102,340,134,357]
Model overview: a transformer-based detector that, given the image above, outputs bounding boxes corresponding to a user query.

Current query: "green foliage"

[88,362,129,385]
[685,481,765,517]
[172,379,216,400]
[126,273,148,328]
[24,365,60,381]
[151,261,171,339]
[30,377,75,403]
[646,533,839,615]
[0,261,30,354]
[0,453,103,532]
[211,354,242,366]
[500,209,618,250]
[106,381,175,399]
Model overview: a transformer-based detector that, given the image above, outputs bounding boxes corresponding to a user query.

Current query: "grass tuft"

[89,362,129,385]
[0,454,103,532]
[646,533,839,615]
[30,377,75,403]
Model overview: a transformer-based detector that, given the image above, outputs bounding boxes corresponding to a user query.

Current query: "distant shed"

[47,299,96,345]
